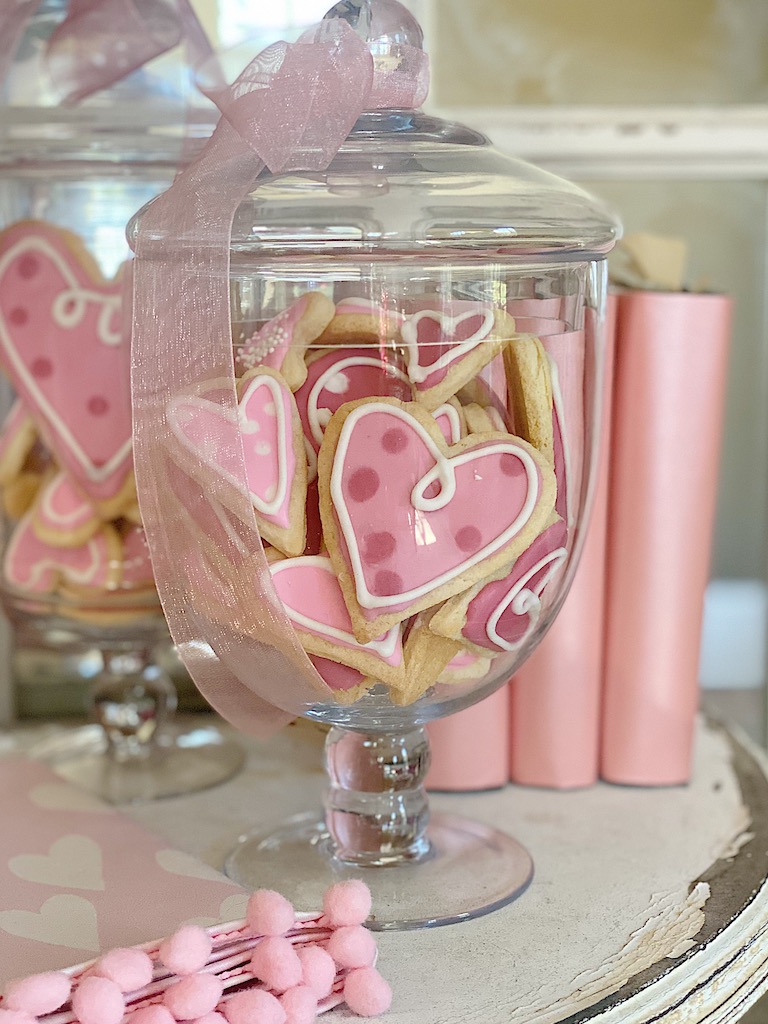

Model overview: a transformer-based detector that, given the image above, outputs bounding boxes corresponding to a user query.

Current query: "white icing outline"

[433,403,462,444]
[307,355,411,447]
[547,354,575,529]
[40,473,92,529]
[270,555,401,662]
[168,375,293,524]
[0,236,131,487]
[331,403,541,610]
[238,374,291,518]
[52,288,121,346]
[484,547,568,652]
[4,517,108,591]
[401,307,495,386]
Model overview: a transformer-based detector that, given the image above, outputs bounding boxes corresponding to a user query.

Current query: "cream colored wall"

[433,0,768,106]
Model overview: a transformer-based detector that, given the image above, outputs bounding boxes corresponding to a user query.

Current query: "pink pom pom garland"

[0,884,391,1023]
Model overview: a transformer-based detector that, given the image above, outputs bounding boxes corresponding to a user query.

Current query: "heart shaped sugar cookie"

[167,368,308,557]
[431,519,568,656]
[318,397,556,643]
[0,221,132,516]
[269,553,404,689]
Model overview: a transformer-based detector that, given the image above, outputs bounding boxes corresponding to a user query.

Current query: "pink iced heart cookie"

[431,519,568,656]
[316,296,405,347]
[296,347,412,457]
[269,554,405,690]
[235,292,335,390]
[319,398,557,643]
[0,222,133,517]
[438,650,492,685]
[31,471,101,548]
[401,305,514,410]
[167,368,308,557]
[308,655,372,704]
[3,512,121,596]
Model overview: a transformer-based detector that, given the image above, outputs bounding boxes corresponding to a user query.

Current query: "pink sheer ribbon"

[131,20,430,734]
[0,0,213,104]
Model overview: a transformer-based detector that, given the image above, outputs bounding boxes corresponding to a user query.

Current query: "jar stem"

[324,725,432,866]
[90,645,177,763]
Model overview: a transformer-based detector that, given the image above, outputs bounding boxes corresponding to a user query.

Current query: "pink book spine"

[508,296,618,789]
[600,291,732,786]
[426,686,510,792]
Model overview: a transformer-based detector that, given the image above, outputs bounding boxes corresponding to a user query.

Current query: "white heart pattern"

[10,835,105,891]
[0,894,100,952]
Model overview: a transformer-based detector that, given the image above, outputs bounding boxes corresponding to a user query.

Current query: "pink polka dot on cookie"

[347,467,380,503]
[455,525,482,552]
[363,531,396,564]
[381,427,408,454]
[9,307,28,326]
[31,357,53,379]
[500,454,521,477]
[17,254,39,279]
[88,396,110,416]
[372,570,403,597]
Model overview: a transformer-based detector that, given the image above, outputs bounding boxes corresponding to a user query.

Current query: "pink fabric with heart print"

[0,757,245,984]
[0,223,131,509]
[331,404,544,620]
[463,519,568,653]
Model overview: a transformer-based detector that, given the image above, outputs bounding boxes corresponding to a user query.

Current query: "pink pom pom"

[223,989,286,1024]
[343,968,392,1018]
[0,1010,37,1023]
[322,881,372,928]
[192,1014,227,1024]
[279,985,318,1024]
[158,925,212,976]
[95,948,154,991]
[163,974,223,1020]
[297,946,336,998]
[246,890,296,937]
[71,976,126,1024]
[327,926,377,970]
[128,1006,176,1024]
[250,937,302,993]
[4,971,71,1015]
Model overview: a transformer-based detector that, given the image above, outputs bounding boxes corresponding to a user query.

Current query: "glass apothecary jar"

[0,0,243,800]
[129,0,621,924]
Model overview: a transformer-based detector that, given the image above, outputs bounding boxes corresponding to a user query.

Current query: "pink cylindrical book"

[426,686,510,792]
[508,295,618,788]
[600,290,732,786]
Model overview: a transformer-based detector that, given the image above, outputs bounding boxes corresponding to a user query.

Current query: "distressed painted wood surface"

[119,716,768,1024]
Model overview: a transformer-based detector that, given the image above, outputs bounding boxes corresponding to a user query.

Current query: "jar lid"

[129,0,620,260]
[230,108,619,259]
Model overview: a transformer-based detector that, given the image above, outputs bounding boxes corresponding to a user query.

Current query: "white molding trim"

[428,105,768,180]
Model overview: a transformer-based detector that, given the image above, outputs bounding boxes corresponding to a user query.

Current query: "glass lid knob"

[322,0,425,50]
